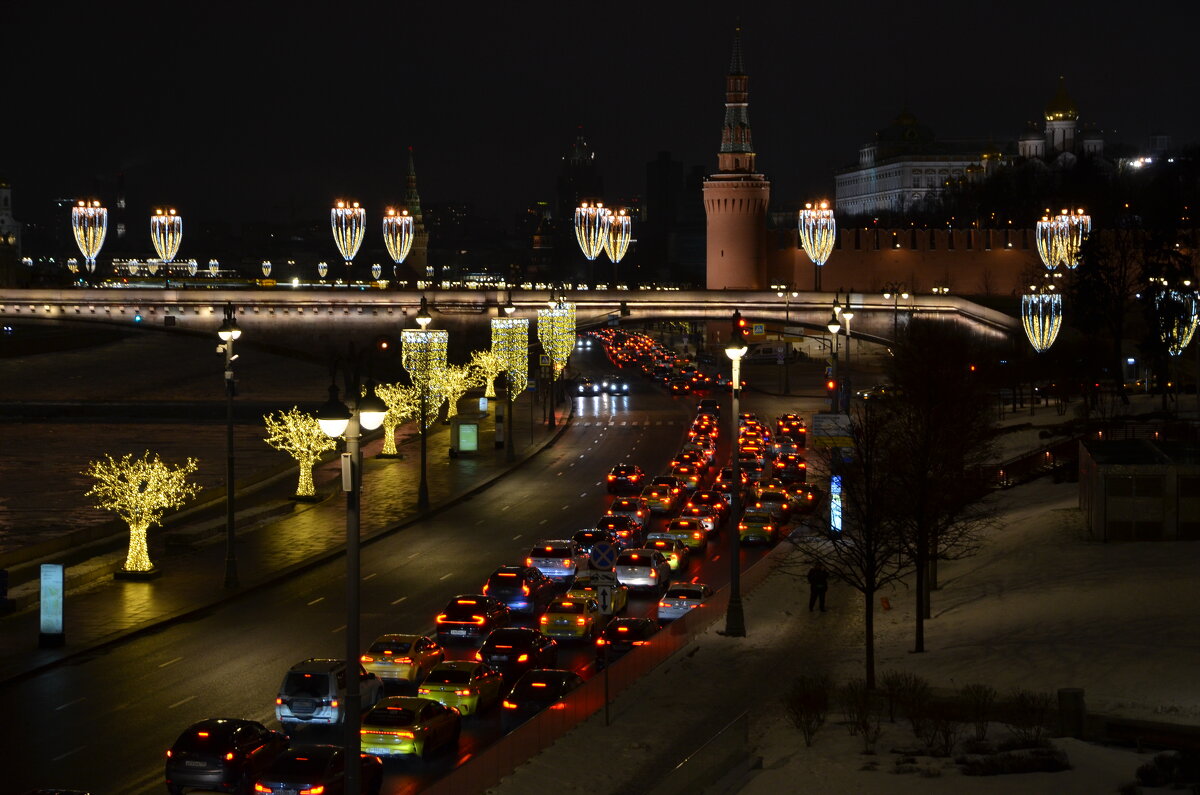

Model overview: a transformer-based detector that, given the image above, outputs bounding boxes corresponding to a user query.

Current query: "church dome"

[1045,76,1078,122]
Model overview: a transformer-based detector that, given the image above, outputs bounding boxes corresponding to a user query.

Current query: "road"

[3,346,795,795]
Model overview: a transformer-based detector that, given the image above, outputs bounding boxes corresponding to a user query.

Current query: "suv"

[526,540,586,580]
[275,658,383,731]
[607,497,649,531]
[595,514,644,548]
[482,566,556,616]
[435,594,511,643]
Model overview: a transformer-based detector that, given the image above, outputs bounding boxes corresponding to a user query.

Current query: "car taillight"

[254,785,272,794]
[472,615,486,625]
[563,559,572,568]
[456,689,471,696]
[418,687,430,694]
[475,650,482,661]
[596,637,606,646]
[576,618,586,625]
[658,602,668,608]
[550,702,566,710]
[330,700,339,708]
[397,731,415,739]
[436,613,448,624]
[482,584,489,594]
[525,557,533,567]
[166,749,173,758]
[225,752,236,761]
[539,615,548,623]
[360,655,374,663]
[693,532,703,539]
[522,583,530,595]
[503,700,518,709]
[618,530,629,537]
[517,653,529,662]
[275,697,283,705]
[299,786,325,795]
[632,640,649,646]
[649,570,657,578]
[607,475,616,480]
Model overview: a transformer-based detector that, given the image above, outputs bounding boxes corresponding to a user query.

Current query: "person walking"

[807,562,829,612]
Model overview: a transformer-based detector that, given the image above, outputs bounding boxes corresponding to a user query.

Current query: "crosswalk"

[575,420,679,427]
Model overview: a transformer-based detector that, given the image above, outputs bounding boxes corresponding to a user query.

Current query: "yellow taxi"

[670,463,703,489]
[567,570,629,615]
[416,661,504,717]
[645,534,690,570]
[359,634,445,685]
[539,598,603,640]
[640,485,676,514]
[665,517,708,552]
[738,507,777,545]
[359,696,461,758]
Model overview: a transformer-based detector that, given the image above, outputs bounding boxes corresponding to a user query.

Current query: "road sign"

[598,586,612,613]
[539,354,550,366]
[752,323,765,335]
[810,412,852,448]
[590,542,617,570]
[776,354,785,365]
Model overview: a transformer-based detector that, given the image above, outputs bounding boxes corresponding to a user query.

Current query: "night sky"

[8,1,1200,231]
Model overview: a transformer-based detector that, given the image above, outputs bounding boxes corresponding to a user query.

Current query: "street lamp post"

[882,282,909,340]
[841,304,854,395]
[217,304,241,589]
[723,314,748,638]
[773,284,798,395]
[413,297,434,510]
[315,353,387,795]
[827,311,842,412]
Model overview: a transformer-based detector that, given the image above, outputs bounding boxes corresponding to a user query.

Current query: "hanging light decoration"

[574,202,611,261]
[187,259,198,277]
[1035,215,1062,270]
[67,258,79,274]
[491,317,529,395]
[128,260,140,276]
[382,207,414,266]
[604,209,631,264]
[371,263,382,280]
[537,302,576,377]
[798,200,836,267]
[71,200,108,273]
[208,259,220,276]
[402,329,449,428]
[262,260,272,278]
[331,200,366,268]
[147,260,159,276]
[1054,208,1091,269]
[1155,287,1200,356]
[1021,287,1064,353]
[150,208,183,269]
[317,261,329,279]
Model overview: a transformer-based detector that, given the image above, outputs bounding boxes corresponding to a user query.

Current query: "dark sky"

[8,0,1200,232]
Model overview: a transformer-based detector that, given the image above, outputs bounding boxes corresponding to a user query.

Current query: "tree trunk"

[381,422,398,456]
[124,520,153,572]
[929,555,939,591]
[297,456,316,497]
[865,585,876,689]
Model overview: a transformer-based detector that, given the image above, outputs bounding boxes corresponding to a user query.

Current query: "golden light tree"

[428,363,481,421]
[469,349,506,398]
[374,382,420,455]
[263,407,338,497]
[83,452,200,573]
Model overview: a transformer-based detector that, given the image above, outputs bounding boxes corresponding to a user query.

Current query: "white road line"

[579,454,585,458]
[579,492,588,498]
[363,573,377,581]
[476,519,484,525]
[439,573,454,581]
[158,656,183,669]
[539,519,548,525]
[307,597,324,606]
[557,471,564,476]
[512,534,522,540]
[391,596,408,605]
[562,504,570,510]
[169,696,196,709]
[569,463,575,467]
[595,481,601,486]
[51,746,85,762]
[332,625,346,633]
[501,505,511,512]
[55,697,86,711]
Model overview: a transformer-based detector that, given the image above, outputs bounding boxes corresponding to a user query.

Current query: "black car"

[252,745,383,795]
[501,668,585,726]
[668,378,691,395]
[605,463,645,493]
[697,398,721,417]
[482,566,556,616]
[576,377,599,396]
[572,527,620,556]
[165,718,288,795]
[595,515,644,548]
[435,594,511,643]
[595,617,659,664]
[601,374,631,395]
[477,627,558,681]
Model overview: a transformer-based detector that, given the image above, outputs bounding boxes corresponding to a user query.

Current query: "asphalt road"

[3,347,781,795]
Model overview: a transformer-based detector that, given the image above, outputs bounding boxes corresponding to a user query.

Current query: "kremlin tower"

[703,26,770,290]
[404,147,429,273]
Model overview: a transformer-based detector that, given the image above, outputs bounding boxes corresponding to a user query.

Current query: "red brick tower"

[704,26,770,289]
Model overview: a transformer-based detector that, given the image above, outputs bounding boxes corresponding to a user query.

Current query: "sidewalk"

[0,394,572,685]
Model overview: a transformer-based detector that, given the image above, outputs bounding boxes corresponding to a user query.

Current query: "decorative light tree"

[603,208,631,284]
[83,452,200,576]
[574,202,612,261]
[798,200,836,291]
[492,316,528,462]
[331,200,366,271]
[402,307,448,510]
[1155,285,1200,357]
[428,363,479,421]
[469,348,507,398]
[263,407,338,498]
[1021,286,1064,353]
[374,383,420,456]
[150,208,182,285]
[71,200,108,275]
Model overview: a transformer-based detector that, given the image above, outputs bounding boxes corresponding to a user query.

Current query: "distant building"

[0,178,23,287]
[403,147,429,274]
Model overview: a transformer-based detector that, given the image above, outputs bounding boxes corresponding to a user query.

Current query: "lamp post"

[827,311,842,412]
[840,304,854,386]
[314,351,387,795]
[882,282,909,340]
[772,284,798,395]
[798,200,836,292]
[410,297,436,510]
[217,304,241,589]
[723,315,748,638]
[150,207,182,290]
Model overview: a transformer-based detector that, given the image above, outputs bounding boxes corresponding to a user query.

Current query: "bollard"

[1058,688,1086,739]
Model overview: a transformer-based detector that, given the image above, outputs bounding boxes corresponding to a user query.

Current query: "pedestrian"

[807,562,829,612]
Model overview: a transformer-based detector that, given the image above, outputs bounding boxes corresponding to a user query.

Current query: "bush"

[1135,751,1200,788]
[839,679,884,753]
[960,747,1071,776]
[925,701,964,757]
[895,673,934,742]
[879,670,911,722]
[1004,689,1053,745]
[784,674,831,747]
[960,683,996,741]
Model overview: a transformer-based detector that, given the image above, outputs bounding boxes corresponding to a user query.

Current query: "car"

[738,412,760,427]
[276,659,384,731]
[601,374,631,395]
[502,669,586,725]
[664,517,708,552]
[753,479,791,500]
[670,463,704,490]
[754,492,792,523]
[477,627,558,681]
[358,696,461,759]
[577,377,599,396]
[776,413,805,435]
[689,419,719,439]
[668,378,691,395]
[686,490,729,522]
[715,467,749,487]
[595,514,644,548]
[680,437,716,463]
[251,744,383,795]
[670,450,710,470]
[855,383,896,400]
[165,718,289,795]
[481,565,557,616]
[773,452,808,482]
[644,534,690,571]
[658,583,714,622]
[359,634,445,686]
[789,483,823,514]
[649,475,686,498]
[416,660,505,716]
[526,539,587,580]
[738,508,777,545]
[696,398,721,417]
[606,463,645,493]
[572,527,620,558]
[435,595,511,644]
[539,597,603,640]
[640,485,676,515]
[614,548,672,592]
[606,497,649,531]
[595,616,658,662]
[566,570,629,615]
[679,503,719,536]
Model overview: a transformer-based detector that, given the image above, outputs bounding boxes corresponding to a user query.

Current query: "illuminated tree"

[83,452,200,573]
[374,382,420,456]
[428,363,481,421]
[263,407,337,497]
[469,349,506,398]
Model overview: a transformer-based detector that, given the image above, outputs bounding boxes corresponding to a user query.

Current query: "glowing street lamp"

[216,304,242,588]
[798,200,836,291]
[882,281,910,339]
[1021,286,1063,353]
[722,311,749,638]
[492,316,529,463]
[332,200,366,270]
[827,310,842,411]
[403,301,448,512]
[772,284,799,395]
[71,200,108,275]
[574,202,612,261]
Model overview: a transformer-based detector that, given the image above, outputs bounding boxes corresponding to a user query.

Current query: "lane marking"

[391,596,408,605]
[512,534,522,540]
[363,573,377,582]
[55,697,86,711]
[307,597,324,606]
[407,552,419,560]
[562,504,570,510]
[51,746,85,762]
[169,696,196,709]
[332,625,346,633]
[439,572,454,581]
[579,492,588,498]
[557,471,564,476]
[539,519,548,525]
[501,505,511,512]
[158,656,183,669]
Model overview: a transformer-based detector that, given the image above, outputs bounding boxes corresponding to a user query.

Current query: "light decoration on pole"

[1021,286,1064,353]
[492,317,529,396]
[150,208,182,268]
[1155,285,1200,357]
[1035,215,1062,270]
[428,363,480,421]
[208,258,220,276]
[317,261,329,279]
[402,329,449,428]
[331,200,366,269]
[262,260,272,278]
[1054,208,1091,270]
[83,452,200,573]
[71,200,108,274]
[537,303,575,377]
[263,407,338,497]
[371,263,382,281]
[798,200,836,291]
[382,207,414,267]
[603,209,631,264]
[574,202,611,261]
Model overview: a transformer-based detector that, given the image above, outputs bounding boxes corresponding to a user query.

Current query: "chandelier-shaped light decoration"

[147,260,159,276]
[331,200,366,267]
[604,209,631,264]
[1035,215,1062,270]
[1155,288,1200,356]
[150,208,182,265]
[67,258,79,274]
[262,260,272,278]
[1054,208,1091,269]
[1021,289,1064,353]
[492,317,530,395]
[798,200,836,268]
[127,260,140,276]
[317,261,329,279]
[187,259,198,276]
[574,202,612,261]
[537,302,576,377]
[71,200,108,273]
[208,259,220,276]
[402,329,450,428]
[371,263,382,281]
[382,207,414,265]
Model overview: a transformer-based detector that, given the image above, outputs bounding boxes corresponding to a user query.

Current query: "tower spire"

[729,24,745,74]
[718,25,755,173]
[402,146,428,271]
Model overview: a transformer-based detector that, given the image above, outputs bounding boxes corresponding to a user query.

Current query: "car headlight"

[578,386,585,392]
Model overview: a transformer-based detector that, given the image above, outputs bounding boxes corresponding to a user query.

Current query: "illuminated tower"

[1044,76,1078,155]
[703,26,770,289]
[404,146,430,272]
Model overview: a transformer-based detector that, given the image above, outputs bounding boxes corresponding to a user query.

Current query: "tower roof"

[1045,76,1078,122]
[729,25,745,74]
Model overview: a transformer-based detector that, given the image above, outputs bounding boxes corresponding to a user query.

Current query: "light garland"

[263,407,337,497]
[537,303,575,376]
[83,452,200,572]
[798,200,836,268]
[374,382,420,455]
[1155,289,1200,356]
[470,348,506,398]
[402,329,449,427]
[428,363,480,420]
[382,208,414,265]
[492,317,529,395]
[71,200,108,273]
[150,208,182,264]
[604,209,631,264]
[1021,290,1063,353]
[331,201,366,266]
[574,202,612,261]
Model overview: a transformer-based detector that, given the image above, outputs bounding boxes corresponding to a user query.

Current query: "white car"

[614,549,671,592]
[657,583,713,622]
[526,539,587,580]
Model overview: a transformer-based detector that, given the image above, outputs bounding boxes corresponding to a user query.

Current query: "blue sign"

[829,475,843,533]
[590,542,617,570]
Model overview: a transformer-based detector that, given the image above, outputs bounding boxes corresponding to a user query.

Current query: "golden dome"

[1044,76,1078,122]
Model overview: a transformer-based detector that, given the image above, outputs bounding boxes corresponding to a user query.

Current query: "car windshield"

[174,725,237,751]
[666,589,702,599]
[531,546,570,558]
[283,672,330,697]
[424,669,472,685]
[549,602,585,614]
[364,706,416,727]
[484,629,533,647]
[269,755,331,778]
[368,639,413,654]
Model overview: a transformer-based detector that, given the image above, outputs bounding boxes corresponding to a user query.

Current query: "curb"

[0,405,576,688]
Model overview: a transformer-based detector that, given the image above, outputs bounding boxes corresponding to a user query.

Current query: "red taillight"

[275,697,282,705]
[576,618,586,625]
[649,570,657,578]
[456,689,471,696]
[436,613,448,624]
[360,655,374,663]
[525,557,533,567]
[482,584,489,594]
[563,559,572,568]
[517,653,529,662]
[539,616,548,623]
[658,602,667,608]
[596,637,606,646]
[522,583,530,595]
[300,786,325,795]
[330,700,339,708]
[475,650,482,661]
[397,656,413,664]
[632,640,649,646]
[607,475,616,481]
[550,702,566,710]
[225,752,236,761]
[693,532,703,540]
[471,615,486,625]
[503,700,518,709]
[254,785,272,794]
[166,749,173,758]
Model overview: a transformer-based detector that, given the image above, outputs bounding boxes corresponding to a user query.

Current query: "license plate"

[491,654,508,661]
[184,760,207,768]
[555,619,570,625]
[450,629,467,636]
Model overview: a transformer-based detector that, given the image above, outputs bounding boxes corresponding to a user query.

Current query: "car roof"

[375,696,440,711]
[275,744,341,762]
[288,658,344,674]
[666,583,708,593]
[430,660,482,672]
[372,633,424,643]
